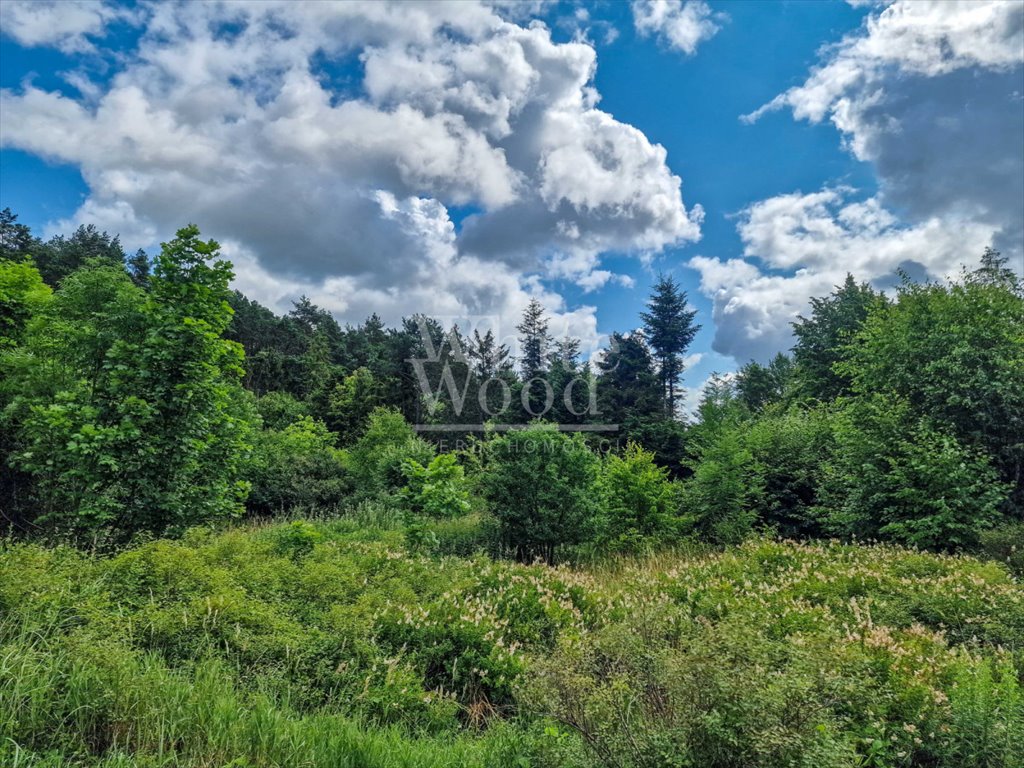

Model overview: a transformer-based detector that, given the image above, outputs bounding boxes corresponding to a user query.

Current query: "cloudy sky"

[2,0,1022,404]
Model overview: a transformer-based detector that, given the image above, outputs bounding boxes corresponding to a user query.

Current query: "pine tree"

[468,328,512,379]
[517,298,552,380]
[641,274,700,415]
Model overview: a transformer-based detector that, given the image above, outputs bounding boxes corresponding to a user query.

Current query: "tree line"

[1,208,1021,559]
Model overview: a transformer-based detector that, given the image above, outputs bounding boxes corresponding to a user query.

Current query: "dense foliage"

[2,207,1023,766]
[2,521,1021,768]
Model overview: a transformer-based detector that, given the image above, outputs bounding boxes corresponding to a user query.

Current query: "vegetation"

[1,207,1022,766]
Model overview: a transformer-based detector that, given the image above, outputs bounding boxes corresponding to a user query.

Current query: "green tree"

[517,298,552,380]
[346,407,434,499]
[7,225,254,540]
[0,207,36,260]
[736,353,794,412]
[823,396,1007,550]
[641,273,700,415]
[791,274,884,401]
[481,424,599,563]
[32,224,126,287]
[247,416,349,515]
[596,442,684,550]
[842,254,1024,510]
[0,258,52,350]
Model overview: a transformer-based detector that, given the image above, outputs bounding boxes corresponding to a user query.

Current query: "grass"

[1,517,1022,767]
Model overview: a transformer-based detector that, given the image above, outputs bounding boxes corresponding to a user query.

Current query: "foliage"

[682,430,758,545]
[0,259,52,350]
[3,226,253,541]
[255,390,310,430]
[792,274,885,401]
[400,452,471,519]
[247,416,350,515]
[824,396,1008,550]
[596,442,685,551]
[481,425,600,563]
[346,407,435,499]
[3,529,1021,768]
[841,256,1024,511]
[641,273,700,415]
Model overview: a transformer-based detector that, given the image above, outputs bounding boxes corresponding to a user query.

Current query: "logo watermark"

[406,316,618,433]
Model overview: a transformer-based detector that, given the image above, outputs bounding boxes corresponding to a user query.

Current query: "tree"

[791,274,884,401]
[32,224,126,287]
[736,353,793,412]
[823,396,1007,550]
[517,298,552,380]
[0,259,52,350]
[596,442,683,550]
[481,425,599,563]
[0,208,36,260]
[467,328,512,379]
[127,248,151,288]
[841,255,1024,511]
[6,225,255,541]
[641,274,700,415]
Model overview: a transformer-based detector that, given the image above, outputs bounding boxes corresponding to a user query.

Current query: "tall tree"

[791,274,884,401]
[0,208,36,260]
[641,274,700,415]
[33,224,125,286]
[516,298,552,380]
[736,353,794,412]
[467,328,512,379]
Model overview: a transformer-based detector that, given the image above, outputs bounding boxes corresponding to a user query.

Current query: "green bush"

[255,391,310,430]
[682,430,759,545]
[595,442,685,551]
[824,396,1007,550]
[346,407,435,500]
[247,416,350,515]
[400,453,471,519]
[481,425,600,564]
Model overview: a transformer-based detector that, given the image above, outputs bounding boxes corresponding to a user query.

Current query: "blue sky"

[1,0,1021,406]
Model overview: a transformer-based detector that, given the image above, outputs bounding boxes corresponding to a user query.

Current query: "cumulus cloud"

[745,0,1024,256]
[632,0,722,55]
[0,0,703,352]
[689,188,993,362]
[0,0,137,53]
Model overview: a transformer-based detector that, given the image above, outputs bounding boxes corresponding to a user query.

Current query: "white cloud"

[632,0,722,55]
[0,0,136,53]
[745,0,1024,257]
[0,0,702,342]
[689,188,994,362]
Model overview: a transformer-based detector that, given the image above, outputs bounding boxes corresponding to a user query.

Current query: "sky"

[1,0,1022,411]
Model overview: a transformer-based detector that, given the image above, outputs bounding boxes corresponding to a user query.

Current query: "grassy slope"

[1,518,1022,767]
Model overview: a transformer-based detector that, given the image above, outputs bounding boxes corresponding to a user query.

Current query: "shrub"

[247,416,350,515]
[346,407,435,499]
[255,391,310,430]
[682,430,759,545]
[480,425,599,564]
[400,453,471,519]
[596,442,684,551]
[824,396,1007,550]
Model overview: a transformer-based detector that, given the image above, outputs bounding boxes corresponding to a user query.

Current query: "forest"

[1,208,1023,768]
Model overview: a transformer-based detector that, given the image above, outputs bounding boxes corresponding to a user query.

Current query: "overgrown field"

[2,518,1022,768]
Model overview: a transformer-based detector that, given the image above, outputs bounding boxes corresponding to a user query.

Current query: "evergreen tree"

[467,328,512,379]
[127,248,151,288]
[641,274,700,415]
[33,224,125,286]
[516,298,552,380]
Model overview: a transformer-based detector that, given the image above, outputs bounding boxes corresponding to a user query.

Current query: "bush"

[256,391,310,430]
[824,396,1007,550]
[595,442,685,551]
[481,425,600,564]
[346,407,435,500]
[247,416,350,515]
[682,430,759,545]
[400,453,471,519]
